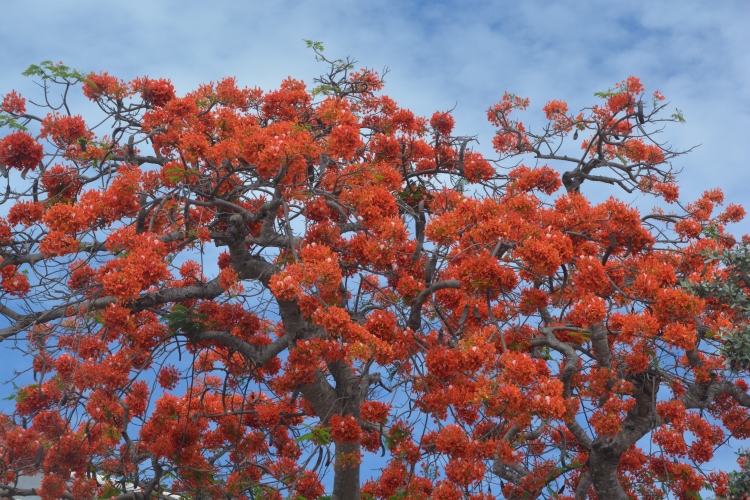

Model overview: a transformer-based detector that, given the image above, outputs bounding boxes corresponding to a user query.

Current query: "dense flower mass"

[132,76,176,107]
[82,71,130,100]
[0,60,746,500]
[1,90,26,115]
[0,131,44,173]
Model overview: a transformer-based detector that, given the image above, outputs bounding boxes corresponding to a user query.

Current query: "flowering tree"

[0,51,748,500]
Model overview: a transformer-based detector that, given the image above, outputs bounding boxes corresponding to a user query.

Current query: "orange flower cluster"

[0,131,43,174]
[82,71,131,100]
[0,263,30,296]
[7,201,44,228]
[2,66,748,500]
[40,164,82,200]
[40,113,92,149]
[1,90,25,114]
[131,76,175,107]
[329,414,362,443]
[508,164,562,195]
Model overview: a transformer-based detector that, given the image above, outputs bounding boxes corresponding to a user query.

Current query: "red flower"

[40,113,91,148]
[0,131,44,173]
[542,99,568,120]
[294,472,325,500]
[1,90,26,114]
[83,72,131,100]
[0,264,30,296]
[508,164,562,194]
[329,414,361,443]
[430,111,455,136]
[157,365,181,390]
[7,201,45,228]
[132,77,176,107]
[653,181,679,203]
[40,164,83,200]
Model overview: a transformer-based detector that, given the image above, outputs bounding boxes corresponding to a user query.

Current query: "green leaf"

[295,432,316,443]
[21,64,42,77]
[4,382,20,400]
[162,306,209,335]
[594,87,623,99]
[0,113,28,131]
[295,427,331,445]
[311,83,339,96]
[15,385,36,404]
[22,60,85,81]
[701,224,720,241]
[671,108,686,123]
[303,39,325,52]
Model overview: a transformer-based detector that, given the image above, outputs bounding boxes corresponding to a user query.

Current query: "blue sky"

[1,0,749,494]
[1,0,748,221]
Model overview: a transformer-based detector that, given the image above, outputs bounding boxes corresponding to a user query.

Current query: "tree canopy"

[0,52,749,500]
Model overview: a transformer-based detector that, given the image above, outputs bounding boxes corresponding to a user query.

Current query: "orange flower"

[41,164,83,199]
[0,264,30,296]
[567,295,607,326]
[132,76,175,107]
[430,111,455,136]
[508,164,562,194]
[7,201,44,227]
[83,72,131,100]
[40,113,92,148]
[157,365,181,390]
[1,90,25,114]
[328,415,361,443]
[543,100,568,120]
[0,131,44,173]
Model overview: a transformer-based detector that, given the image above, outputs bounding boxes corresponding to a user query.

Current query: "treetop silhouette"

[0,53,748,499]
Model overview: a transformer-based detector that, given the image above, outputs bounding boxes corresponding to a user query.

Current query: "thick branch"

[406,280,461,331]
[535,327,580,398]
[0,279,224,341]
[681,379,750,410]
[589,323,612,370]
[185,329,292,368]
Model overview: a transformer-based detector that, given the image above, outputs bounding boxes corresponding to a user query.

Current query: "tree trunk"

[331,441,361,500]
[588,440,629,500]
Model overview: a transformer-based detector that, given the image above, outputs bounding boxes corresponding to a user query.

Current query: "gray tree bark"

[332,441,361,500]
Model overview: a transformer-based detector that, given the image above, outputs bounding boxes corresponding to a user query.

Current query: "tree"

[0,50,748,500]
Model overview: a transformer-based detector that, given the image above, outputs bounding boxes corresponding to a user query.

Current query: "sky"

[1,0,749,495]
[1,0,748,217]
